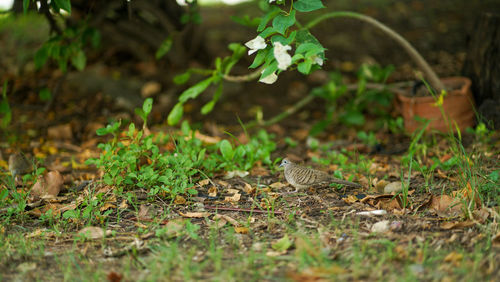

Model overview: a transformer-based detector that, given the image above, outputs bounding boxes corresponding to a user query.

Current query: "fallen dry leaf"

[138,204,151,220]
[342,195,359,204]
[78,226,106,240]
[119,199,128,209]
[225,192,241,202]
[440,221,474,230]
[179,211,210,218]
[213,214,239,227]
[430,194,462,216]
[234,226,249,234]
[217,180,230,187]
[270,182,287,189]
[100,202,117,212]
[134,222,148,229]
[492,232,500,246]
[31,171,64,199]
[224,170,249,179]
[378,198,403,211]
[174,195,186,205]
[192,131,220,145]
[208,186,217,197]
[47,123,73,140]
[444,251,463,266]
[242,182,255,194]
[198,179,210,186]
[250,166,269,176]
[25,228,52,238]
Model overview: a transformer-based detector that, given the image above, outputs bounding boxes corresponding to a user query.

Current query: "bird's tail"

[330,178,362,188]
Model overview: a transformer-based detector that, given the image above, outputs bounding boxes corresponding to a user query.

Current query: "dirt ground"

[1,0,499,281]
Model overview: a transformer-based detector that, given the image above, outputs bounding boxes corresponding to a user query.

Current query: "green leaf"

[54,0,71,13]
[128,123,135,137]
[271,30,297,45]
[230,15,260,28]
[39,88,52,101]
[63,210,79,219]
[178,77,213,103]
[201,83,223,115]
[257,6,281,32]
[70,50,86,71]
[156,36,173,59]
[143,97,153,115]
[181,120,191,136]
[34,45,49,70]
[249,49,267,69]
[294,0,325,12]
[272,10,296,34]
[135,108,145,121]
[298,60,312,74]
[259,61,278,80]
[219,139,234,160]
[167,103,184,125]
[296,42,324,55]
[291,53,304,64]
[296,29,322,46]
[272,234,293,251]
[259,26,278,38]
[173,72,191,85]
[340,110,365,125]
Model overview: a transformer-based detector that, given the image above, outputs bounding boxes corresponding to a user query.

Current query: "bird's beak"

[279,163,284,168]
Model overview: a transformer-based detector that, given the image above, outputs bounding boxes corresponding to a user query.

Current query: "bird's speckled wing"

[287,164,330,186]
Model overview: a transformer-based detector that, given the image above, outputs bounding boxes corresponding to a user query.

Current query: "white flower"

[273,42,292,70]
[269,0,276,3]
[259,70,278,84]
[245,36,267,55]
[312,55,323,66]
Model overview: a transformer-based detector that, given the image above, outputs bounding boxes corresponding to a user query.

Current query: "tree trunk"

[462,12,500,129]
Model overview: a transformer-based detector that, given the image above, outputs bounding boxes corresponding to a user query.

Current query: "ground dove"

[279,158,361,192]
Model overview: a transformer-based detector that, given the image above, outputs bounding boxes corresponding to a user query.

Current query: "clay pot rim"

[396,76,472,103]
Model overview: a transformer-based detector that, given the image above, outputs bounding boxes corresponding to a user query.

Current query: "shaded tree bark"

[462,13,500,129]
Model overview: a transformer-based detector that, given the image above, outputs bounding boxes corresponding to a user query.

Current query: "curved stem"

[305,11,445,91]
[245,81,412,129]
[246,93,315,129]
[223,68,262,82]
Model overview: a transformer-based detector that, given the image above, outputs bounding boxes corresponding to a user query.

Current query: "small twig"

[305,11,445,91]
[204,205,283,215]
[223,68,262,82]
[39,0,62,35]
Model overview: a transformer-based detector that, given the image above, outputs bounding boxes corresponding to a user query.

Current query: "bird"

[8,153,33,179]
[279,158,361,192]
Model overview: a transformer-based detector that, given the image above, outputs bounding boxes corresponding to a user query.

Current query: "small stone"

[409,264,425,276]
[384,181,403,194]
[371,220,390,233]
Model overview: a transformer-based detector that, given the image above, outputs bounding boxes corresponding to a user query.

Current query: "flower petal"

[259,71,278,84]
[273,42,292,70]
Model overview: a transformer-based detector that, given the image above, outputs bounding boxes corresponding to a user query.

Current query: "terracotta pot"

[395,77,476,133]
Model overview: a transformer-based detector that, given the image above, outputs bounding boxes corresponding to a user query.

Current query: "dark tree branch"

[39,0,62,35]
